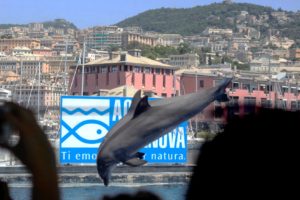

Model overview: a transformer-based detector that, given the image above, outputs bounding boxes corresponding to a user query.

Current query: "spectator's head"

[187,108,299,199]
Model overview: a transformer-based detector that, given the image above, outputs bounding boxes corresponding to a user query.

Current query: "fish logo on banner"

[61,98,110,148]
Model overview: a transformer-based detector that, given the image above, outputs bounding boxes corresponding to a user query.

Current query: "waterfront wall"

[0,141,203,185]
[0,165,194,185]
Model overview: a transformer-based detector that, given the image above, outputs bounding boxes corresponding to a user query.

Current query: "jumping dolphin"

[97,77,232,186]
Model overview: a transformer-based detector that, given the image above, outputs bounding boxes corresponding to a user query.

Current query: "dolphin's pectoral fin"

[117,150,147,166]
[124,158,147,166]
[133,96,151,118]
[135,152,145,159]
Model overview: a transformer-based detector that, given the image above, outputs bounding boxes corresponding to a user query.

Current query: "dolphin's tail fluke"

[215,77,232,95]
[217,77,232,91]
[214,77,232,102]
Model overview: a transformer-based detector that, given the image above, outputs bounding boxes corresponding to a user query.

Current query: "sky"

[1,0,300,29]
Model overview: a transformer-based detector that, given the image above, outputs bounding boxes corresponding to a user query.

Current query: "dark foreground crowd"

[0,102,299,199]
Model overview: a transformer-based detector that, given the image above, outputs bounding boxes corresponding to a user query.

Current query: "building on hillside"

[32,47,53,57]
[3,83,64,114]
[69,49,179,97]
[290,48,300,60]
[184,36,210,48]
[29,23,44,31]
[12,46,32,56]
[121,32,158,48]
[123,26,143,34]
[0,88,12,102]
[45,55,76,73]
[0,57,49,76]
[84,26,123,50]
[0,57,19,73]
[157,34,183,47]
[169,53,200,68]
[250,57,280,72]
[18,60,49,76]
[0,39,40,52]
[269,36,295,49]
[203,28,233,37]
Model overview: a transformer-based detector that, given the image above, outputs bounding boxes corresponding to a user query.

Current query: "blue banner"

[60,96,187,164]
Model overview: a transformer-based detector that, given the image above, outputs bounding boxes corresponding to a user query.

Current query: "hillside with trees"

[116,2,300,41]
[0,19,77,30]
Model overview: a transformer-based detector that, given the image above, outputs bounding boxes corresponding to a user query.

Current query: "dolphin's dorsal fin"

[127,90,142,115]
[133,95,150,118]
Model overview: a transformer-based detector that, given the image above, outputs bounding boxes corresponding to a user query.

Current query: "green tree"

[177,43,191,54]
[208,55,212,65]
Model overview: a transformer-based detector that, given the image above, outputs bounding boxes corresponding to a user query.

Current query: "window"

[291,87,297,95]
[96,74,99,86]
[259,84,265,91]
[214,105,224,119]
[153,74,156,87]
[261,98,272,108]
[276,99,287,109]
[281,86,288,95]
[100,66,107,73]
[297,101,300,110]
[242,83,250,91]
[106,72,109,85]
[199,80,204,88]
[117,72,120,85]
[244,97,256,114]
[291,101,297,111]
[232,82,240,89]
[85,74,88,86]
[134,66,141,73]
[155,68,160,74]
[142,73,145,86]
[228,96,239,117]
[132,73,135,85]
[144,67,150,73]
[163,75,166,87]
[111,66,118,72]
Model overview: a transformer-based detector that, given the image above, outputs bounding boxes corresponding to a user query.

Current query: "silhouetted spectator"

[102,191,162,200]
[186,108,299,199]
[0,102,59,200]
[0,180,12,200]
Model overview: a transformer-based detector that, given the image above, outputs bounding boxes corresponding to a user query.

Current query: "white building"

[169,53,200,68]
[250,57,280,72]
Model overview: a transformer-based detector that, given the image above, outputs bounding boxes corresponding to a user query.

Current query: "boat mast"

[38,61,41,121]
[64,39,69,95]
[19,58,23,104]
[81,40,86,96]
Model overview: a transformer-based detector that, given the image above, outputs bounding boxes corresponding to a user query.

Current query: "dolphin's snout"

[96,157,112,186]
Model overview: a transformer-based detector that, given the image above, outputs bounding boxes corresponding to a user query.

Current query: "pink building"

[178,72,222,124]
[70,50,179,97]
[179,71,300,122]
